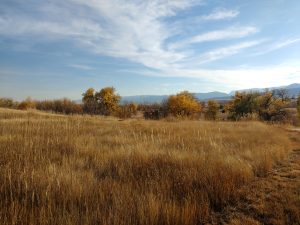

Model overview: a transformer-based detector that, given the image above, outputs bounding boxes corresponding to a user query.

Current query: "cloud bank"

[0,0,299,91]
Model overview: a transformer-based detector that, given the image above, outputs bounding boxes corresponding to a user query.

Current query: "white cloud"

[0,1,252,71]
[201,8,239,21]
[141,64,300,92]
[69,64,94,70]
[0,16,107,40]
[60,0,196,70]
[170,26,258,49]
[190,26,258,43]
[253,37,300,55]
[197,40,264,64]
[0,0,299,91]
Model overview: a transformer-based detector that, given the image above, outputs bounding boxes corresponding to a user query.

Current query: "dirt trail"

[213,130,300,225]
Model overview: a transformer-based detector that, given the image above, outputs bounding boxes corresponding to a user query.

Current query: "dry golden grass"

[0,108,292,225]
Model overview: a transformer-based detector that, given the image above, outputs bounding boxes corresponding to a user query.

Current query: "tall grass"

[0,108,291,225]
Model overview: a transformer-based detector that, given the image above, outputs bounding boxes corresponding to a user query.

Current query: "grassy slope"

[0,108,292,225]
[218,130,300,225]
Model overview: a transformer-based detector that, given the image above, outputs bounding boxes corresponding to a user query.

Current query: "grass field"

[0,108,293,225]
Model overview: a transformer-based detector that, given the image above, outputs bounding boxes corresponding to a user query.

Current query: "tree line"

[141,90,299,123]
[0,87,299,123]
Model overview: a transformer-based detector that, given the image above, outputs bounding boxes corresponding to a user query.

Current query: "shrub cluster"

[18,97,36,110]
[204,100,220,120]
[297,95,300,119]
[226,91,292,122]
[141,103,167,120]
[117,103,138,119]
[166,91,202,119]
[82,87,120,116]
[35,98,83,114]
[0,98,18,109]
[1,87,299,122]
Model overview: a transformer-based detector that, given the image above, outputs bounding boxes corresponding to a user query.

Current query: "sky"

[0,0,300,100]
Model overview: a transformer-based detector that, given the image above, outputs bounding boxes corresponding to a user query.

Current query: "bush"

[36,98,82,114]
[82,87,120,115]
[82,88,97,114]
[18,97,36,110]
[255,92,289,121]
[204,100,220,120]
[0,98,17,109]
[142,103,166,120]
[117,103,138,119]
[226,92,259,120]
[297,95,300,119]
[35,100,54,111]
[166,91,202,118]
[226,91,291,122]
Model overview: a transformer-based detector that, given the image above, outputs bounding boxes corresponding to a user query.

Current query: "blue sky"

[0,0,300,100]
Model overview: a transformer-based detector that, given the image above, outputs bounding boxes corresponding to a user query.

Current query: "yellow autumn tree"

[205,100,220,120]
[255,91,288,121]
[82,88,97,114]
[117,103,138,119]
[297,94,300,119]
[0,98,17,109]
[95,87,121,116]
[226,92,259,120]
[18,97,36,110]
[166,91,202,118]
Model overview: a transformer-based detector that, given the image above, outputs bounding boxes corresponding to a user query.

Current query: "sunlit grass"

[0,108,291,225]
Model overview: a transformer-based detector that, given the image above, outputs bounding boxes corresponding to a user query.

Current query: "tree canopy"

[226,91,290,121]
[82,87,120,116]
[166,91,202,118]
[95,87,120,116]
[297,94,300,119]
[205,100,220,120]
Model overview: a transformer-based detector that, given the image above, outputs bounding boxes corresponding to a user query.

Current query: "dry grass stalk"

[0,108,291,225]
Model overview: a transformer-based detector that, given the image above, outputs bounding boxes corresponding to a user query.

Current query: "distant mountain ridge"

[121,95,168,104]
[121,91,230,104]
[229,83,300,95]
[120,83,300,104]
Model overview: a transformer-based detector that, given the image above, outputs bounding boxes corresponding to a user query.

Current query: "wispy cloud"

[62,0,197,70]
[0,16,108,41]
[197,40,264,64]
[141,64,300,92]
[170,26,258,49]
[189,26,258,43]
[253,37,300,55]
[69,64,94,70]
[0,1,253,71]
[0,0,297,82]
[201,8,239,21]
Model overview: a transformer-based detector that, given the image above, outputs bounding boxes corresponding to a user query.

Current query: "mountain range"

[121,83,300,104]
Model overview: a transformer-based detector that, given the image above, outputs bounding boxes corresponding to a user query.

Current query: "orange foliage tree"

[82,88,97,114]
[297,94,300,119]
[95,87,121,116]
[205,100,220,120]
[166,91,202,118]
[18,97,36,110]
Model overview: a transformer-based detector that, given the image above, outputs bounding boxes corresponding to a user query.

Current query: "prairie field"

[0,108,296,225]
